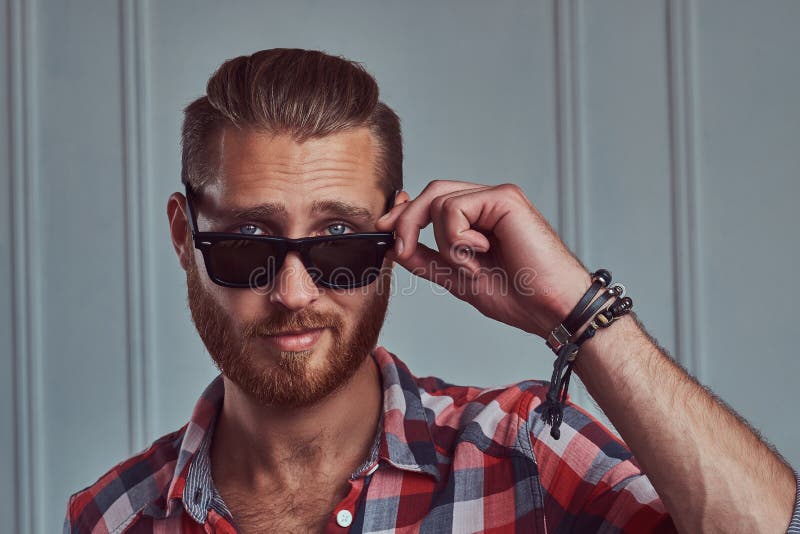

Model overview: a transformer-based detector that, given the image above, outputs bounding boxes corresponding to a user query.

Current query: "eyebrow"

[311,199,374,221]
[217,199,374,223]
[218,203,287,222]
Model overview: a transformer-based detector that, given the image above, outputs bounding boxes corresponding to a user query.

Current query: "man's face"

[182,126,396,408]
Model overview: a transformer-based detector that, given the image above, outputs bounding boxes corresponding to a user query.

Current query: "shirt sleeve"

[787,471,800,534]
[526,390,676,533]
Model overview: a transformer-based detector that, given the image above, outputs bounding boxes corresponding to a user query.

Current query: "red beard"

[185,255,391,408]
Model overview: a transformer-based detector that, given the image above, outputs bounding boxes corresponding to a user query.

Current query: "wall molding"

[553,0,585,255]
[120,0,153,453]
[666,0,704,380]
[9,0,42,531]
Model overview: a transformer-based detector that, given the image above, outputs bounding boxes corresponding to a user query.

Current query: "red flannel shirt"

[65,346,677,533]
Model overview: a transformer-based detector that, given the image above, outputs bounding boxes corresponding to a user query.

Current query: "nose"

[267,251,320,311]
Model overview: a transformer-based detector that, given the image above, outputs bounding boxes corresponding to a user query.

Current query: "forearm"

[572,312,796,534]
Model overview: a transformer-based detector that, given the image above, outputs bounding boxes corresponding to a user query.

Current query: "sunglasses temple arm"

[384,189,399,215]
[184,184,200,237]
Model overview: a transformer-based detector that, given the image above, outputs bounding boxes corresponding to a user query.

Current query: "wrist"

[540,268,636,439]
[571,312,645,382]
[544,269,593,336]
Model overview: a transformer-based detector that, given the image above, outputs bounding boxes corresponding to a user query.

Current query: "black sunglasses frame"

[183,184,398,289]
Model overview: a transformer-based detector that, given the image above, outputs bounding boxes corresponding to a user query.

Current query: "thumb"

[392,242,460,290]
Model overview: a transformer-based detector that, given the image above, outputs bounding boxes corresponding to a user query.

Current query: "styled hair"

[180,48,402,196]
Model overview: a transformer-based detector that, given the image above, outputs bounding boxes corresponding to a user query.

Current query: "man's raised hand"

[375,180,592,338]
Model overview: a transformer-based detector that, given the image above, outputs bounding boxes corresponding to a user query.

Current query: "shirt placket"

[324,462,379,533]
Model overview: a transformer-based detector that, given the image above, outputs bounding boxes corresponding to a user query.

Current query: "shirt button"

[336,509,353,527]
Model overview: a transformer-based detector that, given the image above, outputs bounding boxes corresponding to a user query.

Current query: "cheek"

[190,246,208,274]
[323,291,363,324]
[326,288,385,329]
[213,288,269,329]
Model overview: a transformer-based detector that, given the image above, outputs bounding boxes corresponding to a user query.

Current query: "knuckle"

[425,179,447,194]
[498,183,527,202]
[499,182,521,194]
[431,194,448,213]
[426,179,459,196]
[440,196,458,213]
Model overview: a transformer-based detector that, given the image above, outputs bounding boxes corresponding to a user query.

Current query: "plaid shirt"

[68,346,722,533]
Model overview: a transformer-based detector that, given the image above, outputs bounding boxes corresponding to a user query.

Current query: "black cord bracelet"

[563,269,611,332]
[546,270,611,354]
[570,285,623,334]
[542,270,633,440]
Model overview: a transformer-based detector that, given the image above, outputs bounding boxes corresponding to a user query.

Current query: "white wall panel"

[33,1,132,531]
[580,0,677,357]
[693,0,800,465]
[7,0,41,531]
[1,0,17,528]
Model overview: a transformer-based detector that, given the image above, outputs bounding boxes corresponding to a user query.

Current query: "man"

[64,48,799,533]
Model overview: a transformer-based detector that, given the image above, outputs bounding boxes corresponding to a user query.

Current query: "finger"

[433,183,525,245]
[375,196,411,231]
[429,187,493,275]
[395,241,494,300]
[393,241,460,293]
[391,180,486,261]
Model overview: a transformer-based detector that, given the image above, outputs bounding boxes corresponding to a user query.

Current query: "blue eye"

[238,224,262,235]
[327,223,350,235]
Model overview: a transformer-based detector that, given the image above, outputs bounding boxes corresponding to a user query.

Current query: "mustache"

[242,308,344,338]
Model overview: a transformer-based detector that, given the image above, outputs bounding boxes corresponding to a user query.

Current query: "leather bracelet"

[546,269,611,354]
[572,295,633,346]
[542,269,633,440]
[569,283,625,339]
[563,269,611,332]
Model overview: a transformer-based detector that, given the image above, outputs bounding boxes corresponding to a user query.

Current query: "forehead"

[209,126,383,207]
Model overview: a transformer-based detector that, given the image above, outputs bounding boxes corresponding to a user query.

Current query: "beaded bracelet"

[541,270,633,439]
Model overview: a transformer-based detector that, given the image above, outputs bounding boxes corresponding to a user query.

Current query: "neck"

[210,353,383,491]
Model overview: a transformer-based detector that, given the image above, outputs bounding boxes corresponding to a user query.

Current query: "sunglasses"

[184,184,397,289]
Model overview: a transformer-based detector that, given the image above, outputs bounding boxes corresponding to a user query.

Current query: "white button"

[336,509,353,527]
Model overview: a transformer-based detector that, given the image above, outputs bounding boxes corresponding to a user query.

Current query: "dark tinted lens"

[308,238,386,287]
[207,238,281,286]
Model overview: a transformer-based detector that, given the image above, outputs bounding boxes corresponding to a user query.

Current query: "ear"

[393,190,411,207]
[167,192,193,272]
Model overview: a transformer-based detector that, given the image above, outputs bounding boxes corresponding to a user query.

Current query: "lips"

[260,327,325,352]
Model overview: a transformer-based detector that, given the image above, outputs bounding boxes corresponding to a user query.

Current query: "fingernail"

[395,237,404,257]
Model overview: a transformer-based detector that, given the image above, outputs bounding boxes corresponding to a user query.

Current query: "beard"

[185,256,391,408]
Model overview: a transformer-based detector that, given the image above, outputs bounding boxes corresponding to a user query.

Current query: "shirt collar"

[372,346,440,481]
[165,346,440,519]
[165,375,224,517]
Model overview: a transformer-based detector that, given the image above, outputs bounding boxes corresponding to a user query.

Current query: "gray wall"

[2,0,798,531]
